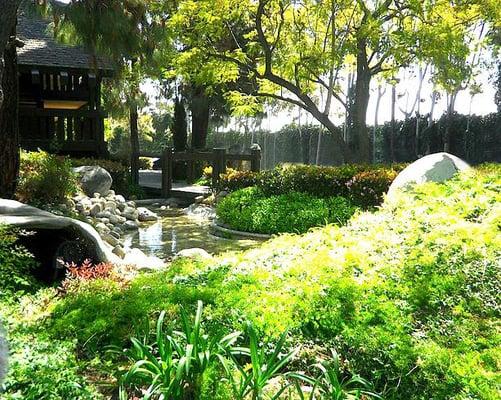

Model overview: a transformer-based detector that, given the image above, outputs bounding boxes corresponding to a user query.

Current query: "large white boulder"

[73,166,113,196]
[387,152,470,198]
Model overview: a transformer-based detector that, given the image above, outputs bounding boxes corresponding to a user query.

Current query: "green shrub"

[16,150,78,206]
[138,157,153,170]
[217,169,260,192]
[0,226,39,298]
[217,163,405,208]
[216,187,358,234]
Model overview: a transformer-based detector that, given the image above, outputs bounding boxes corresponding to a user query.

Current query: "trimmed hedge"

[217,163,405,209]
[217,187,358,234]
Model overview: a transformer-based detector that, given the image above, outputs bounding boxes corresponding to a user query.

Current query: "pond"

[123,206,259,260]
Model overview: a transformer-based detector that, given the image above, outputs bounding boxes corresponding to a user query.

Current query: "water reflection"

[124,208,258,260]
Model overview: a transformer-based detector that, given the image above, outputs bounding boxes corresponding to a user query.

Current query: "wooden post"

[212,147,226,188]
[187,149,194,183]
[162,147,173,198]
[250,144,261,172]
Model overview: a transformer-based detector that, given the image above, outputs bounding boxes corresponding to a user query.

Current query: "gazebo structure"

[16,12,113,157]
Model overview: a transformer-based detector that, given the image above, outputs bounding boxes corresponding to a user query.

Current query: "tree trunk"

[347,42,371,163]
[0,23,20,199]
[443,91,457,153]
[129,102,140,185]
[373,84,385,163]
[390,81,397,162]
[190,87,210,150]
[0,0,21,109]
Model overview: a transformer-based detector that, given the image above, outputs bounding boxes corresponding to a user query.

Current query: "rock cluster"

[70,190,158,259]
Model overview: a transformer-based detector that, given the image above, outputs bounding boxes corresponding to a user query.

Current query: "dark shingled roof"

[17,13,113,72]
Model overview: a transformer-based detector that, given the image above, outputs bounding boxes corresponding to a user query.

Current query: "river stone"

[89,203,101,217]
[96,211,112,219]
[115,195,126,204]
[175,248,212,260]
[104,201,117,212]
[109,214,126,225]
[102,233,119,247]
[123,207,139,221]
[137,207,158,222]
[388,152,470,198]
[109,230,121,240]
[73,166,113,197]
[113,245,126,259]
[123,220,139,230]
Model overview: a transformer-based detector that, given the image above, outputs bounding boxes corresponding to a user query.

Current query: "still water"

[123,207,258,260]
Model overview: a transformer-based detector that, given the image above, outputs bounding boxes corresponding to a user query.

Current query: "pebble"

[112,245,126,258]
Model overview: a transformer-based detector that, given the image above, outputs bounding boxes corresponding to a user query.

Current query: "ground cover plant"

[0,164,499,399]
[216,187,358,234]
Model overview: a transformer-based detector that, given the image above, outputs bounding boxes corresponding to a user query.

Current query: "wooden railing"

[139,147,261,197]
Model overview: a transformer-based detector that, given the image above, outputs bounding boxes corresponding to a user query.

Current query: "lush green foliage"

[217,187,357,234]
[0,226,39,297]
[217,163,404,209]
[16,150,78,206]
[0,230,101,399]
[118,302,377,400]
[2,165,499,399]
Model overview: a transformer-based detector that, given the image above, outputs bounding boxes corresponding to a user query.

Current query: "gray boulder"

[73,166,113,196]
[387,152,470,198]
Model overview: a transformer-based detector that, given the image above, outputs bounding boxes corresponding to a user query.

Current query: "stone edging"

[210,221,272,240]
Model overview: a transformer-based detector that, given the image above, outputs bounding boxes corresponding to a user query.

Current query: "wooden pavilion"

[16,12,113,157]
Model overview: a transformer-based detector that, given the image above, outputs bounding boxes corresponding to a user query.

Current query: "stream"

[123,206,259,259]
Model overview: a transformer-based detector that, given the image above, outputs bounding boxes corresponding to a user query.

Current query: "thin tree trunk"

[315,130,322,165]
[390,80,397,162]
[444,91,458,153]
[373,84,385,163]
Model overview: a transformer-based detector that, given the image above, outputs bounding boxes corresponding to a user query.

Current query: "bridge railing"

[138,146,261,197]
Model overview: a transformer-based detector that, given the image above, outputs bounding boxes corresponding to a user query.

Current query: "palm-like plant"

[290,350,382,400]
[225,322,298,400]
[119,301,240,400]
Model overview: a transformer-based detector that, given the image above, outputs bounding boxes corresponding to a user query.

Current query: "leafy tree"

[169,0,496,163]
[50,0,174,183]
